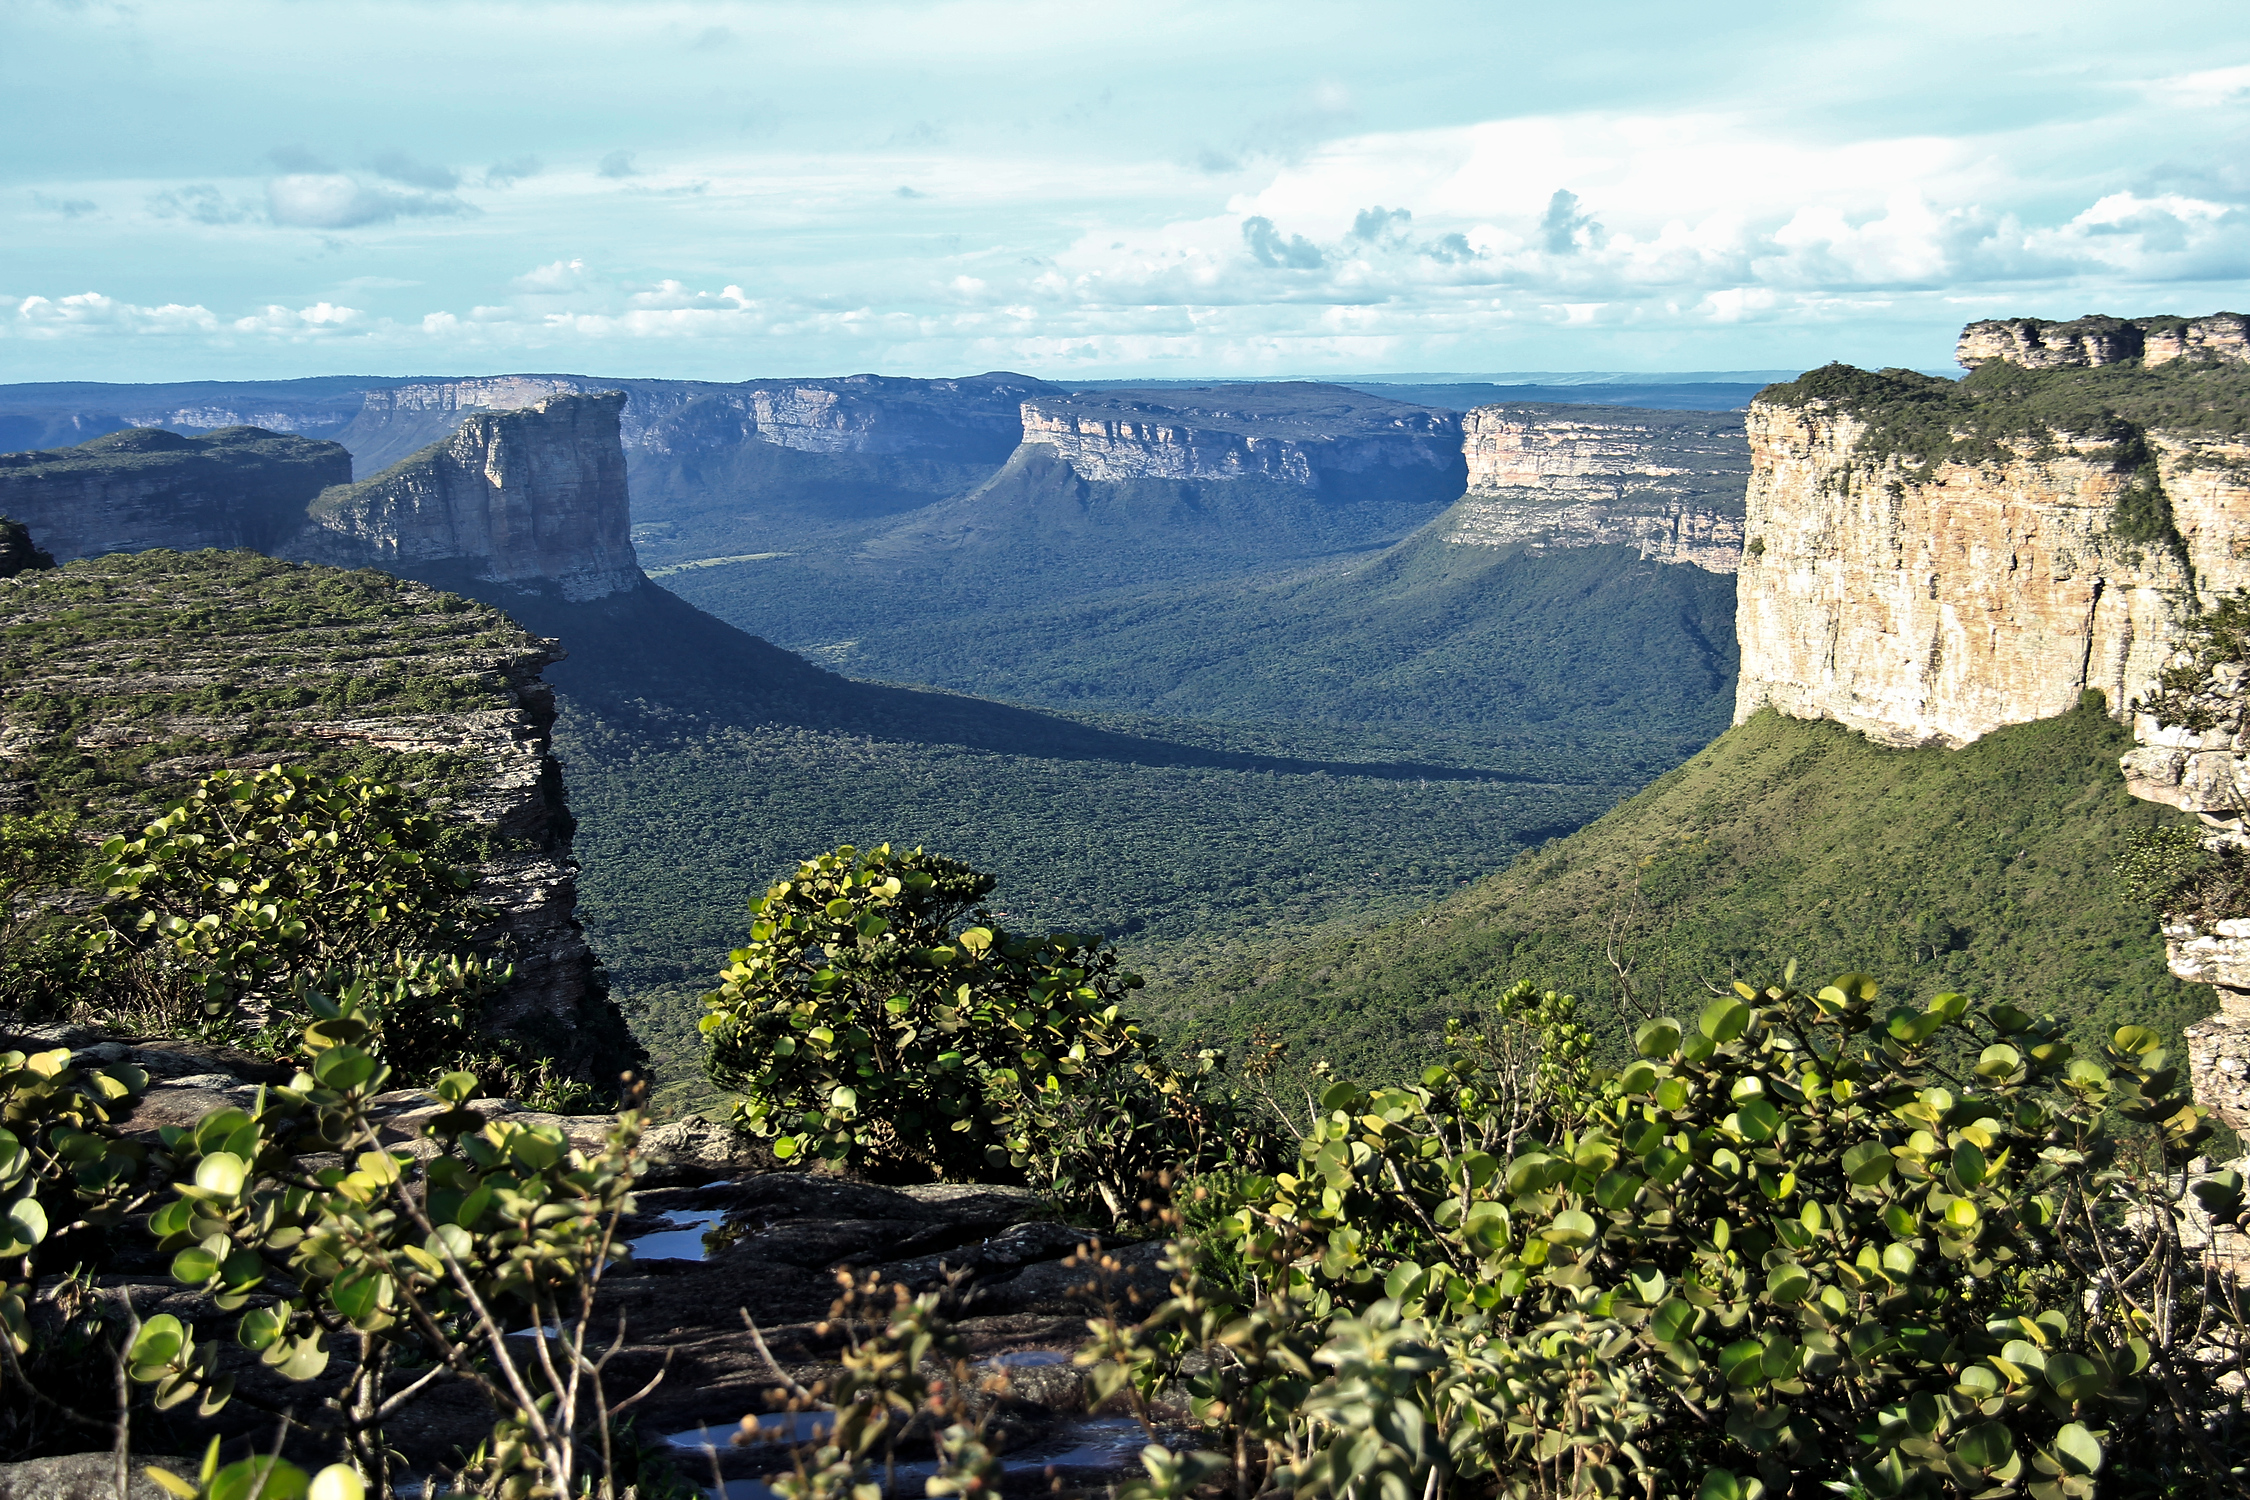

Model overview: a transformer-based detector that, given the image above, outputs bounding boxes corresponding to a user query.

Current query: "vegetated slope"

[460,578,1640,1113]
[1160,699,2214,1087]
[696,530,1737,763]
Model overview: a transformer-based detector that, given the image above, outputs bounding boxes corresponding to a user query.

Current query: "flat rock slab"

[0,1452,182,1500]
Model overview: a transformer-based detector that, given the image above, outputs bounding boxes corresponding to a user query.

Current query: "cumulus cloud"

[513,258,593,293]
[484,155,543,189]
[265,174,474,230]
[231,302,362,333]
[6,291,219,337]
[368,150,459,191]
[1538,190,1600,255]
[596,150,639,179]
[1242,215,1324,269]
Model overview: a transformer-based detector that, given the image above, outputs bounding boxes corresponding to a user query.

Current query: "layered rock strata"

[1956,312,2250,371]
[0,546,629,1075]
[291,391,642,602]
[1015,385,1464,495]
[0,427,351,563]
[1444,405,1748,573]
[1729,312,2250,1132]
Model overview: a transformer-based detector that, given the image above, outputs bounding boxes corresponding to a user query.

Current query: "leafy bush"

[700,844,1270,1212]
[85,765,485,1028]
[1078,970,2241,1500]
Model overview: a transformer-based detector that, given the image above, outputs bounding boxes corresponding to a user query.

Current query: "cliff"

[1732,338,2250,748]
[0,427,352,563]
[1013,384,1464,502]
[0,544,632,1075]
[291,390,642,602]
[1442,404,1747,573]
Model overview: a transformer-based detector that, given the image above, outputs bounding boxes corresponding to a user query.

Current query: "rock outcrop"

[290,391,642,602]
[1014,385,1463,500]
[1956,312,2250,371]
[1726,315,2250,1135]
[1443,405,1748,573]
[1732,359,2250,749]
[0,516,53,577]
[0,545,631,1077]
[0,427,352,564]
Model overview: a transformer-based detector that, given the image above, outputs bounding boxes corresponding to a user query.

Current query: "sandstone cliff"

[1732,340,2250,749]
[0,544,630,1076]
[1013,385,1464,501]
[290,390,642,602]
[1443,405,1747,573]
[0,427,351,564]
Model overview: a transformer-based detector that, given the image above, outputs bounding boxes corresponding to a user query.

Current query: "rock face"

[0,546,631,1076]
[0,427,351,564]
[1727,314,2250,1134]
[1014,385,1463,500]
[1443,405,1748,573]
[1731,381,2250,750]
[1956,312,2250,371]
[291,391,641,603]
[0,516,53,577]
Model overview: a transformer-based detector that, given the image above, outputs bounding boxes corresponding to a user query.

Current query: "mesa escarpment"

[1724,312,2250,1128]
[1443,404,1748,573]
[0,427,352,563]
[0,544,631,1074]
[290,390,642,602]
[1014,384,1465,501]
[1733,317,2250,750]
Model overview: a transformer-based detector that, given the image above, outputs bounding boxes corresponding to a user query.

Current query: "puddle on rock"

[626,1211,729,1261]
[982,1349,1069,1369]
[667,1411,836,1451]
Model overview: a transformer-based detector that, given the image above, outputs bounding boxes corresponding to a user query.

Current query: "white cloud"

[230,302,363,333]
[265,174,473,230]
[6,292,219,337]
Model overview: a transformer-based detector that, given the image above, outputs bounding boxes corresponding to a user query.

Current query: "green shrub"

[699,843,1273,1213]
[1081,970,2238,1500]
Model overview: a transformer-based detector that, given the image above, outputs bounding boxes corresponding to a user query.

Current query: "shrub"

[1081,970,2241,1500]
[700,844,1270,1212]
[84,765,486,1030]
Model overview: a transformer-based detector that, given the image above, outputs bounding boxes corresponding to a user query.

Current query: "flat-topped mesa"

[1015,384,1464,497]
[1732,324,2250,749]
[291,390,642,602]
[0,427,352,563]
[624,372,1048,461]
[1442,405,1748,574]
[1956,312,2250,371]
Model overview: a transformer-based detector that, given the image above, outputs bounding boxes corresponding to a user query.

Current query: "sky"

[2,0,2247,383]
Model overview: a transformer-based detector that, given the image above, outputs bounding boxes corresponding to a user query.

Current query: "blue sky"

[2,0,2246,382]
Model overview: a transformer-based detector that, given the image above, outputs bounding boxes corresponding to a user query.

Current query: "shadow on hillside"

[444,571,1564,785]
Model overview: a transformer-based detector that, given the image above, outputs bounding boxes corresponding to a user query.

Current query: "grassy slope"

[1159,699,2216,1086]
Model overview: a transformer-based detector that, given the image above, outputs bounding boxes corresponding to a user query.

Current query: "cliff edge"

[1733,320,2250,748]
[1442,404,1747,573]
[291,390,642,602]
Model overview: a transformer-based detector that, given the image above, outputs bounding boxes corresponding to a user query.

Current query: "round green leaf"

[130,1315,185,1365]
[212,1458,310,1500]
[1765,1263,1812,1304]
[171,1247,220,1285]
[309,1466,364,1500]
[2051,1423,2102,1475]
[1696,1471,1743,1500]
[1542,1209,1596,1248]
[2045,1353,2106,1402]
[1634,1019,1682,1058]
[1720,1338,1767,1386]
[1843,1141,1894,1186]
[194,1152,247,1197]
[1956,1422,2015,1470]
[1700,997,1750,1043]
[3,1196,48,1250]
[1618,1061,1658,1095]
[1650,1299,1697,1343]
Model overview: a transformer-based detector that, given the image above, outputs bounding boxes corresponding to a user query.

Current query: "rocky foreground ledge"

[1,1022,1174,1493]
